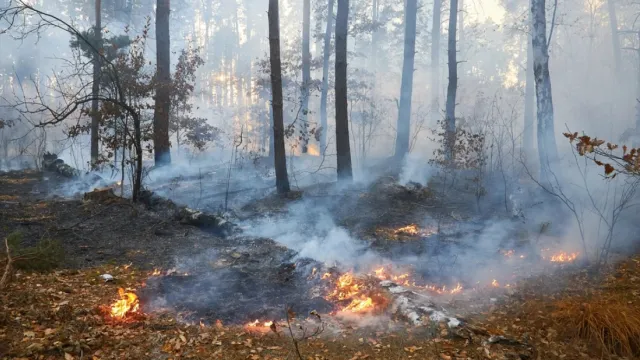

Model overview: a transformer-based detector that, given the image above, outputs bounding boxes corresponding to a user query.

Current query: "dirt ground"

[1,169,640,359]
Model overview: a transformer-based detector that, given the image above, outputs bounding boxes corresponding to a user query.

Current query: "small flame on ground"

[491,279,500,287]
[246,320,274,327]
[395,224,420,235]
[373,266,463,295]
[550,252,579,262]
[150,268,162,276]
[110,288,139,319]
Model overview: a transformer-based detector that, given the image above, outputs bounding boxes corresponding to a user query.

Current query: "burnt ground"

[2,169,640,359]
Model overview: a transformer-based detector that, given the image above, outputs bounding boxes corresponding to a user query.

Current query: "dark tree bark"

[132,112,143,202]
[335,0,352,181]
[90,0,101,169]
[445,0,458,160]
[320,0,335,152]
[153,0,172,166]
[301,0,311,153]
[531,0,558,176]
[430,0,442,123]
[394,0,417,159]
[268,0,291,193]
[523,9,535,156]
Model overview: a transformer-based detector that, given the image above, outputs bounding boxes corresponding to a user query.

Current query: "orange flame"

[110,288,139,319]
[246,320,274,328]
[491,279,500,287]
[550,252,579,262]
[344,295,374,313]
[395,224,420,235]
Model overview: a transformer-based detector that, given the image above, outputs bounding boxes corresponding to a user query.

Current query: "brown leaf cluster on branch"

[564,131,640,177]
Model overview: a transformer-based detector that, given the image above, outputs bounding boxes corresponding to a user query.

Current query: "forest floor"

[1,169,640,360]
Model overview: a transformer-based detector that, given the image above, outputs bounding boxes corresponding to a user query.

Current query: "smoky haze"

[1,0,640,320]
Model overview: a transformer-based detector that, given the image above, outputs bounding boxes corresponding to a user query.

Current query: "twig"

[285,305,304,360]
[0,237,12,290]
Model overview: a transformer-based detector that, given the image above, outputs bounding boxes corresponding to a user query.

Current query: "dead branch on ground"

[0,237,12,290]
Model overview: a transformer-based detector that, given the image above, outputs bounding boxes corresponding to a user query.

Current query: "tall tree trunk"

[268,0,291,193]
[636,32,640,132]
[269,95,275,159]
[607,0,621,76]
[430,0,442,123]
[444,0,458,161]
[320,0,335,152]
[458,0,464,50]
[335,0,352,181]
[132,112,143,202]
[234,3,244,109]
[523,9,535,156]
[531,0,558,176]
[301,0,311,153]
[371,0,379,73]
[153,0,172,166]
[90,0,102,169]
[394,0,418,159]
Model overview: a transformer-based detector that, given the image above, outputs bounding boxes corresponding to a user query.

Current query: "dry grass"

[552,294,640,357]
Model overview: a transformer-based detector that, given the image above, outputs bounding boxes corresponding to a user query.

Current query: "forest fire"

[392,224,438,237]
[323,272,379,313]
[110,288,140,319]
[550,252,579,263]
[246,319,274,328]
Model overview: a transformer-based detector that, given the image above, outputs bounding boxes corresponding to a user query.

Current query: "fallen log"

[42,152,79,178]
[380,280,461,328]
[177,207,238,237]
[139,190,239,237]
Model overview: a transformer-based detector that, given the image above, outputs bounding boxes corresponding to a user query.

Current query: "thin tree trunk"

[531,0,558,177]
[90,0,102,169]
[320,0,335,152]
[394,0,418,159]
[132,112,143,202]
[524,9,535,156]
[371,0,379,73]
[636,32,640,132]
[153,0,172,166]
[301,0,311,153]
[607,0,621,77]
[268,0,291,193]
[445,0,458,161]
[430,0,442,123]
[335,0,352,181]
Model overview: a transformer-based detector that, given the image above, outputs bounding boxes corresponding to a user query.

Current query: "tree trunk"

[335,0,352,181]
[153,0,172,166]
[132,112,143,202]
[444,0,458,161]
[523,9,535,156]
[607,0,621,77]
[90,0,102,169]
[531,0,558,176]
[268,0,291,193]
[636,32,640,132]
[301,0,311,153]
[371,0,379,73]
[320,0,335,152]
[394,0,418,159]
[430,0,442,123]
[268,95,275,160]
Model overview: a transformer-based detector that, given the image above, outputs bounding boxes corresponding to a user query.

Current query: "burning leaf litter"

[109,288,140,319]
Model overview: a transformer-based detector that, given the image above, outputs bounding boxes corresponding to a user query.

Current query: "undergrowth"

[552,294,640,357]
[4,231,63,272]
